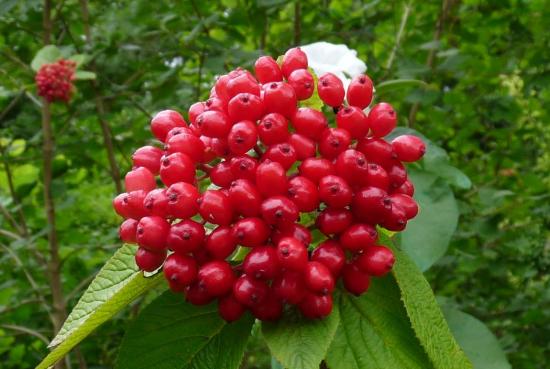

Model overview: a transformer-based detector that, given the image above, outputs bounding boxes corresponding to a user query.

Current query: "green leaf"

[399,169,459,270]
[326,279,433,369]
[262,305,339,369]
[31,45,62,71]
[68,54,90,67]
[375,79,427,94]
[74,70,97,80]
[116,291,254,369]
[390,241,472,369]
[441,305,511,369]
[36,245,163,369]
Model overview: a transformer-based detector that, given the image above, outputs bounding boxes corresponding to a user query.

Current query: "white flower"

[299,42,367,90]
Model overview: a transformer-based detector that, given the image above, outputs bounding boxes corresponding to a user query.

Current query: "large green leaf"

[441,305,511,369]
[31,45,62,71]
[326,278,433,369]
[399,169,459,270]
[116,291,254,369]
[262,304,339,369]
[390,242,472,369]
[36,245,163,369]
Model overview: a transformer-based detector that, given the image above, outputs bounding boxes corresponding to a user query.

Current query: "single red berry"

[281,47,308,78]
[186,282,215,305]
[390,193,418,219]
[227,120,258,155]
[233,274,269,307]
[136,216,170,252]
[135,247,166,272]
[255,161,288,198]
[288,176,319,212]
[160,152,195,186]
[342,262,370,295]
[166,131,205,163]
[334,149,369,187]
[271,223,312,247]
[243,246,280,280]
[230,155,258,182]
[346,74,374,109]
[228,179,262,217]
[386,159,407,189]
[304,261,335,295]
[254,56,283,84]
[352,186,392,225]
[340,224,378,252]
[204,96,227,112]
[363,163,390,191]
[166,182,199,219]
[288,69,314,100]
[367,102,397,138]
[218,294,246,322]
[276,236,308,271]
[198,190,234,226]
[291,107,328,141]
[272,270,306,304]
[150,110,187,142]
[119,219,138,243]
[188,101,205,125]
[356,137,395,168]
[318,73,344,107]
[336,106,369,139]
[232,217,270,247]
[167,219,205,254]
[311,240,346,277]
[226,73,260,99]
[125,167,156,192]
[214,73,232,103]
[288,133,316,160]
[319,128,351,160]
[318,175,353,208]
[122,190,149,219]
[258,113,290,146]
[316,208,353,235]
[196,110,231,138]
[262,82,297,118]
[163,253,198,291]
[205,226,238,260]
[260,196,299,228]
[197,260,235,297]
[228,93,264,123]
[357,245,395,276]
[298,158,335,184]
[381,203,408,231]
[210,161,235,188]
[251,293,283,321]
[298,292,333,319]
[263,143,297,170]
[392,179,415,196]
[391,135,426,162]
[132,146,163,175]
[209,137,230,157]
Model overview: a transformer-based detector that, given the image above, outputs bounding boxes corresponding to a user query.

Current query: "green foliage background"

[0,1,548,368]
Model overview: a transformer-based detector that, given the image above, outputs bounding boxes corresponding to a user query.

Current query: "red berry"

[336,106,369,139]
[230,155,258,182]
[342,262,370,295]
[288,133,316,160]
[228,179,262,217]
[198,190,234,226]
[228,93,264,123]
[197,260,235,297]
[166,131,205,163]
[262,82,297,118]
[316,208,353,235]
[287,176,319,212]
[186,282,215,305]
[243,246,280,280]
[299,292,333,319]
[276,237,308,271]
[135,247,166,272]
[227,120,258,155]
[226,73,260,99]
[132,146,163,175]
[340,224,378,252]
[352,187,392,225]
[357,245,395,276]
[163,253,198,291]
[125,167,156,192]
[210,161,235,188]
[271,224,312,247]
[318,73,344,107]
[390,193,418,219]
[318,175,353,208]
[166,182,199,219]
[122,190,148,219]
[263,143,297,170]
[382,203,408,231]
[218,294,246,322]
[252,294,283,321]
[258,113,290,145]
[167,219,205,254]
[160,152,195,186]
[273,270,305,304]
[209,137,230,157]
[288,69,314,100]
[367,103,397,138]
[304,261,335,294]
[311,240,345,277]
[254,56,283,84]
[319,128,351,159]
[232,217,270,247]
[334,149,369,187]
[119,219,138,243]
[356,137,395,168]
[205,226,238,260]
[255,161,288,197]
[298,158,335,184]
[196,110,231,138]
[233,274,269,307]
[188,102,205,125]
[260,196,299,228]
[391,135,426,162]
[386,159,407,189]
[363,163,390,191]
[150,110,186,142]
[281,47,308,78]
[291,107,328,141]
[392,179,415,196]
[35,59,76,103]
[346,74,374,109]
[136,216,170,252]
[204,97,226,113]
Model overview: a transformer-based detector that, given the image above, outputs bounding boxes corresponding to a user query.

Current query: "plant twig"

[385,2,412,74]
[1,324,50,345]
[294,1,301,46]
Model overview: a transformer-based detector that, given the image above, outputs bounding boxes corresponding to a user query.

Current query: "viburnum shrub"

[35,59,77,102]
[113,47,425,322]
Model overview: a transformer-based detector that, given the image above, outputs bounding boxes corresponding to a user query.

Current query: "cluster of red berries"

[113,47,426,322]
[35,59,76,103]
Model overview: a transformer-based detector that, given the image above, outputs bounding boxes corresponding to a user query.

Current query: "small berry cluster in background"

[113,47,426,322]
[35,59,76,103]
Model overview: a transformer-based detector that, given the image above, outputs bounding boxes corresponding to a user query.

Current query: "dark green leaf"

[31,45,62,71]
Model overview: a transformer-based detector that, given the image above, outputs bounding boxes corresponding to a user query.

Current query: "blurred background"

[0,1,549,368]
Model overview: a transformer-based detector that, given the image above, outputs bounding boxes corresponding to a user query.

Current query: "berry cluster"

[113,47,426,322]
[35,59,76,103]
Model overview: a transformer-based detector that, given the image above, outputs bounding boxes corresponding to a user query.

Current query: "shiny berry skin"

[226,73,260,99]
[136,216,170,252]
[160,152,195,186]
[227,120,258,155]
[210,161,235,188]
[186,282,215,305]
[304,261,335,294]
[196,110,231,138]
[287,176,319,212]
[392,179,415,196]
[390,193,418,219]
[204,97,226,112]
[356,137,395,168]
[271,223,312,247]
[230,155,258,182]
[228,93,264,123]
[260,196,299,228]
[311,240,346,277]
[352,186,392,225]
[288,133,316,160]
[316,208,353,235]
[163,253,198,291]
[218,294,246,322]
[113,192,132,218]
[243,246,280,280]
[119,219,138,243]
[334,149,369,187]
[272,270,305,304]
[150,110,187,142]
[264,143,297,170]
[122,190,149,219]
[288,69,314,100]
[166,182,199,219]
[233,274,269,307]
[209,137,230,157]
[357,245,395,276]
[281,47,308,78]
[254,56,283,84]
[367,103,397,138]
[319,128,351,159]
[197,260,235,297]
[188,102,205,124]
[135,247,166,272]
[258,113,289,145]
[382,203,408,231]
[318,73,344,107]
[255,161,288,197]
[318,175,353,208]
[232,217,270,247]
[276,237,308,271]
[298,158,335,184]
[291,108,328,141]
[166,131,205,163]
[342,262,370,295]
[386,159,407,189]
[391,135,426,162]
[132,146,163,175]
[198,190,234,226]
[347,74,374,109]
[299,292,333,319]
[363,163,390,190]
[228,179,262,217]
[262,82,297,118]
[167,219,205,254]
[340,224,378,252]
[336,106,369,139]
[205,226,237,260]
[252,294,283,321]
[125,167,156,192]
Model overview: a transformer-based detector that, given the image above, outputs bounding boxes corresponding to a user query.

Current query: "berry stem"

[254,144,264,157]
[199,163,213,173]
